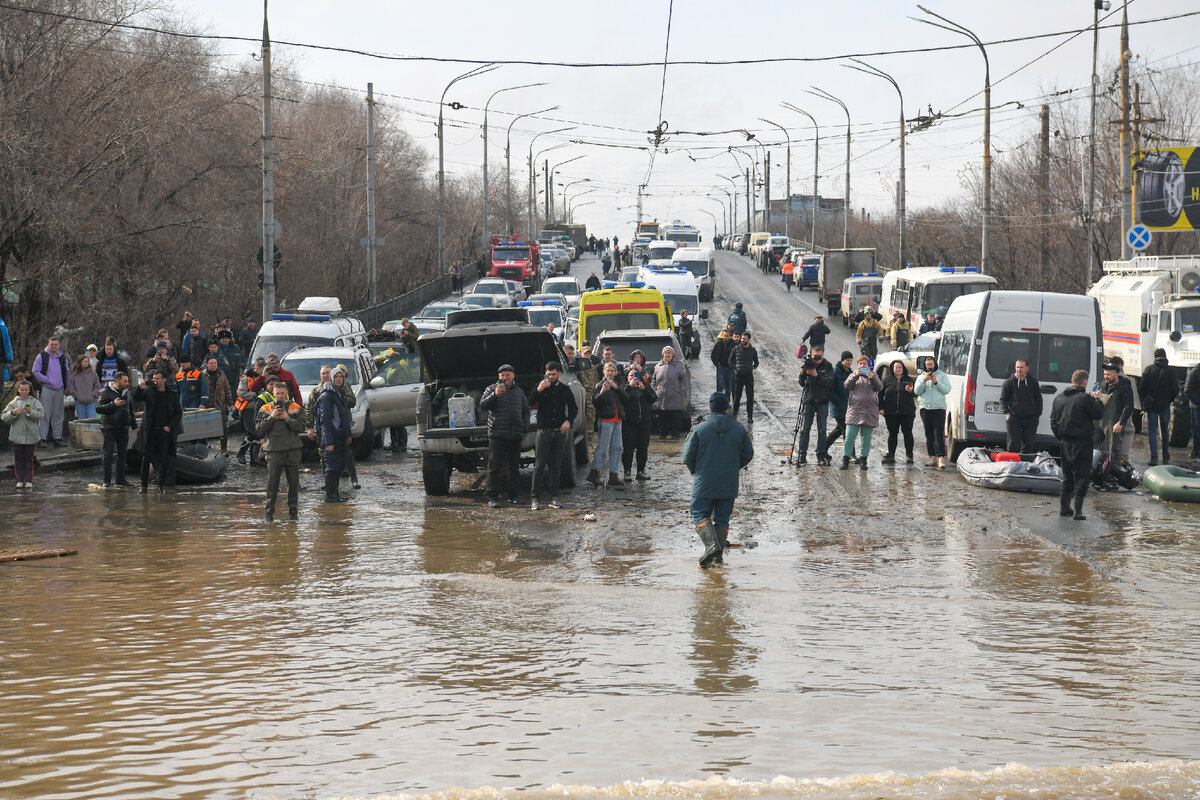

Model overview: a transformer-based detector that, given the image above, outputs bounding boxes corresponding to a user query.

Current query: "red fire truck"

[488,237,542,292]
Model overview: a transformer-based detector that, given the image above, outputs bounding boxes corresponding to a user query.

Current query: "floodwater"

[3,253,1200,799]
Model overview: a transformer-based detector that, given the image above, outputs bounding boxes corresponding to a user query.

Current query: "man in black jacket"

[1139,348,1179,466]
[796,345,834,465]
[529,361,578,510]
[1051,369,1104,520]
[999,359,1042,453]
[710,329,736,396]
[800,315,831,352]
[621,354,657,481]
[1099,361,1135,462]
[1187,363,1200,462]
[133,369,183,494]
[96,371,138,487]
[479,364,529,508]
[728,331,759,424]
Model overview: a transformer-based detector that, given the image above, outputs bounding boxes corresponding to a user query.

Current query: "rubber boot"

[696,520,722,568]
[714,526,730,565]
[1072,495,1086,521]
[840,455,850,470]
[1059,492,1073,517]
[324,473,346,503]
[859,456,868,471]
[236,439,250,465]
[349,460,360,489]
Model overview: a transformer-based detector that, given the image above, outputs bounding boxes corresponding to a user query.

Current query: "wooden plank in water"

[0,548,78,563]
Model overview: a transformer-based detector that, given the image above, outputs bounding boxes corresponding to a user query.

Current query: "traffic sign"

[1127,224,1152,251]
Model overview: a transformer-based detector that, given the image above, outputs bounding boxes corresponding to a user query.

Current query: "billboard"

[1137,147,1200,231]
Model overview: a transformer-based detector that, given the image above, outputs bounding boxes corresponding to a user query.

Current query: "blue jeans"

[75,402,96,421]
[592,420,623,473]
[1146,408,1171,459]
[798,401,828,455]
[691,496,736,527]
[716,366,733,396]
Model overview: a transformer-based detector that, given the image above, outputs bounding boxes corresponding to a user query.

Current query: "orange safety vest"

[175,368,203,382]
[263,401,302,417]
[233,396,250,411]
[782,261,794,274]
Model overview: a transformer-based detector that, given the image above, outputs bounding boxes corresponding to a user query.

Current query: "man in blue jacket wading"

[683,392,755,568]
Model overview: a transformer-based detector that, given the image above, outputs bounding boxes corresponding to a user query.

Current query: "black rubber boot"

[840,456,850,470]
[1072,496,1086,521]
[236,440,249,465]
[697,520,722,568]
[1059,493,1073,517]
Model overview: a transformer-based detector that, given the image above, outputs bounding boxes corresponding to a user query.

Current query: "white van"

[248,296,368,364]
[645,240,679,267]
[938,291,1103,460]
[637,266,702,327]
[671,247,716,301]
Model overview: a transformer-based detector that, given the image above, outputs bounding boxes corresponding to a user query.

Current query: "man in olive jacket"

[683,392,754,568]
[256,380,306,522]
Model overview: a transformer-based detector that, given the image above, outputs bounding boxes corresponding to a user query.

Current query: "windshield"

[665,232,700,244]
[528,309,564,327]
[648,245,677,261]
[599,338,674,363]
[249,335,335,363]
[283,357,360,387]
[674,259,709,278]
[585,313,662,342]
[1178,307,1200,334]
[492,247,530,262]
[376,353,422,386]
[461,296,494,308]
[663,294,698,315]
[924,281,995,316]
[543,279,580,296]
[419,304,459,320]
[474,283,507,296]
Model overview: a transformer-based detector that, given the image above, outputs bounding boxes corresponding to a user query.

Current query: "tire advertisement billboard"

[1137,147,1200,231]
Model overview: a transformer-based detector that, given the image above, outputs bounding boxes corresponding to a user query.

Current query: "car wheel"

[1138,150,1186,228]
[946,416,967,463]
[421,453,451,495]
[1169,398,1191,448]
[353,415,374,460]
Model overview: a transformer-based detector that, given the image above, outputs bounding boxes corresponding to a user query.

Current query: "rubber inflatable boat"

[173,443,229,485]
[957,448,1063,494]
[1141,465,1200,502]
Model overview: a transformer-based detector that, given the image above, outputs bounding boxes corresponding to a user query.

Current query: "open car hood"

[417,324,562,383]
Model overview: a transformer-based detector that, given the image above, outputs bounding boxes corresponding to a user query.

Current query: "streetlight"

[560,179,592,219]
[568,197,597,222]
[846,59,906,268]
[439,63,497,277]
[806,86,850,248]
[727,147,753,232]
[506,105,558,235]
[781,102,819,249]
[547,154,586,220]
[718,174,739,232]
[527,127,575,239]
[697,207,719,242]
[483,82,547,254]
[915,5,990,274]
[704,195,727,233]
[745,137,768,230]
[759,117,791,238]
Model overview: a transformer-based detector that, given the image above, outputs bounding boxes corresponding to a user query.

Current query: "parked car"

[874,331,941,379]
[460,293,505,310]
[473,278,514,307]
[411,301,465,333]
[541,276,583,308]
[505,279,527,304]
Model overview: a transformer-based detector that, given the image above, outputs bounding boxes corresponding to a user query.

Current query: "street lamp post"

[527,128,574,240]
[568,197,597,222]
[506,105,558,236]
[727,148,753,232]
[781,103,819,249]
[807,87,850,248]
[718,174,738,233]
[847,59,906,267]
[916,6,990,274]
[561,180,593,220]
[759,118,791,239]
[483,82,546,255]
[697,207,719,242]
[548,155,585,221]
[745,138,768,230]
[439,64,497,277]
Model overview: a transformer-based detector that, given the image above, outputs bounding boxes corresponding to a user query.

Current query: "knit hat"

[331,365,347,380]
[841,350,854,361]
[709,392,730,413]
[497,363,516,374]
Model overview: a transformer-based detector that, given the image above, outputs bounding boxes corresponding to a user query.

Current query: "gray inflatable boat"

[957,448,1064,494]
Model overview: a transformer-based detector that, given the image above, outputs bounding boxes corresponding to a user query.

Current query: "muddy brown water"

[2,253,1199,799]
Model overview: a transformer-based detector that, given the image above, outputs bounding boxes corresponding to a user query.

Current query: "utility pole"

[260,0,276,319]
[1086,0,1102,287]
[1119,3,1132,259]
[365,83,378,305]
[744,169,751,233]
[1039,104,1050,290]
[544,159,550,221]
[764,153,772,232]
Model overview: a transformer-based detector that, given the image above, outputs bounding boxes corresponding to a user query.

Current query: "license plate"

[985,401,1003,414]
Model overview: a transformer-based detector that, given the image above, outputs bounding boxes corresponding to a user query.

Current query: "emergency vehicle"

[577,283,674,351]
[488,236,541,292]
[879,265,997,327]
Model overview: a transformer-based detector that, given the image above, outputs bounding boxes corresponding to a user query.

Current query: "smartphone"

[859,367,870,375]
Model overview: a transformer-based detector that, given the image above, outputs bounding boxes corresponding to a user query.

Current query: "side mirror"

[370,375,384,389]
[700,309,709,320]
[1170,330,1182,342]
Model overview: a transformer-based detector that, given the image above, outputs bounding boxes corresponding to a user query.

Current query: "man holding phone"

[480,364,530,508]
[529,361,578,510]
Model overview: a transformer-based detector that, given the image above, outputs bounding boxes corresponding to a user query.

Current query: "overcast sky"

[155,0,1200,244]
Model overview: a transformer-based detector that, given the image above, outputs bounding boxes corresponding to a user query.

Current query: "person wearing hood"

[1139,348,1178,466]
[621,351,658,481]
[999,359,1043,454]
[878,359,917,465]
[913,355,951,468]
[314,366,352,503]
[856,313,885,365]
[726,302,748,336]
[1051,369,1104,520]
[683,392,754,568]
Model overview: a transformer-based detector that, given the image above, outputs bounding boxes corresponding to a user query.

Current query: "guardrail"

[350,274,453,330]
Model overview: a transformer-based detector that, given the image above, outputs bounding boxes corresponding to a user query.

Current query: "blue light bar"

[517,301,532,306]
[629,281,646,288]
[939,267,955,273]
[964,266,981,272]
[272,313,331,322]
[603,281,617,289]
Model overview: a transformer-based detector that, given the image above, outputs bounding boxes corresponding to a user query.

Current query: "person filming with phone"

[529,361,578,511]
[480,364,529,508]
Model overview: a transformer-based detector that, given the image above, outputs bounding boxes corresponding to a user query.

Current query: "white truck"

[1087,255,1200,448]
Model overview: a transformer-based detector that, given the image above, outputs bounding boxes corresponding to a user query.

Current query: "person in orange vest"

[175,353,208,409]
[255,379,306,522]
[781,256,795,291]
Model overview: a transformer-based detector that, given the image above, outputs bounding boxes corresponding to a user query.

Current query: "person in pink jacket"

[840,355,883,471]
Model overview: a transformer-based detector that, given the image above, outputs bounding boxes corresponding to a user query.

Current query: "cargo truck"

[818,248,876,316]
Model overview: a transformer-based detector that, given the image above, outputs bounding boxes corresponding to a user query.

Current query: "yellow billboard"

[1137,147,1200,231]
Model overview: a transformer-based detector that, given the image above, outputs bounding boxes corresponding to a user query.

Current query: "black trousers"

[732,373,755,419]
[1006,414,1039,454]
[826,413,846,451]
[920,408,946,457]
[140,432,175,488]
[1060,436,1093,500]
[102,427,130,483]
[487,436,523,499]
[532,429,566,499]
[265,448,301,516]
[659,409,684,437]
[622,418,651,472]
[885,414,915,457]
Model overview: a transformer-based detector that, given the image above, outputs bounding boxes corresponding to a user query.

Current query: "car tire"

[1138,150,1186,228]
[946,417,967,463]
[1169,398,1192,448]
[422,453,451,495]
[354,415,374,461]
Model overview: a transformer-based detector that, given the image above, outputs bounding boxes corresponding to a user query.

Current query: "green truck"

[539,223,587,256]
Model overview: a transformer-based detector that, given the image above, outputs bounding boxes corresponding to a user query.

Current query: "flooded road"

[3,252,1200,800]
